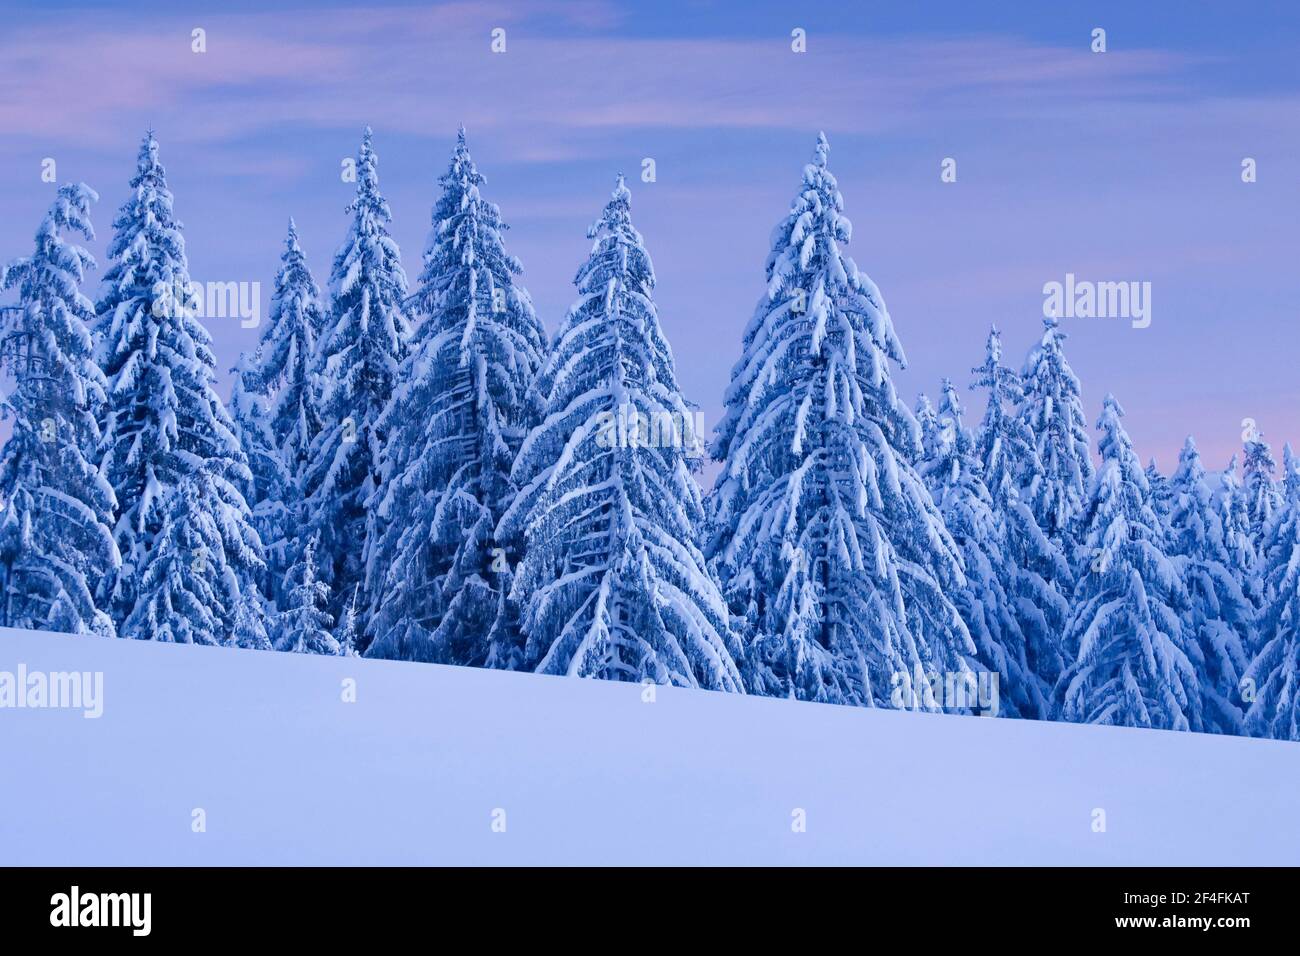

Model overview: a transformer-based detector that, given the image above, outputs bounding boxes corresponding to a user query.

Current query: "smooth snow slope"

[0,626,1295,865]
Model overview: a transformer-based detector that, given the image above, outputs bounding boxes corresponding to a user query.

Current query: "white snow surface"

[0,625,1295,865]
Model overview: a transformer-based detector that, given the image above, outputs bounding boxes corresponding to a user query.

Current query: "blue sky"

[3,0,1299,471]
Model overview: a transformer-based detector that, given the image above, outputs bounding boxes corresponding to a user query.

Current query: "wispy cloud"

[2,4,1205,155]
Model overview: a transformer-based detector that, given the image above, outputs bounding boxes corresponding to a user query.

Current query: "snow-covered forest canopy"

[2,129,1297,742]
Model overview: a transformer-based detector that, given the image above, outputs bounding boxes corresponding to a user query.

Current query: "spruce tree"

[502,176,742,689]
[1058,395,1200,730]
[96,132,264,642]
[1242,429,1280,549]
[1146,457,1172,522]
[971,325,1069,705]
[1215,454,1256,592]
[1167,437,1252,733]
[1246,443,1300,739]
[235,219,327,601]
[274,534,338,654]
[707,134,974,706]
[366,130,546,667]
[970,326,1033,502]
[924,378,1043,717]
[303,128,409,633]
[1018,316,1092,556]
[0,183,118,636]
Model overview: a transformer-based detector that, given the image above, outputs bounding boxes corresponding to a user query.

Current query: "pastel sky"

[3,0,1299,473]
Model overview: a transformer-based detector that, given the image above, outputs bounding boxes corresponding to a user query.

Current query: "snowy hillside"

[1,626,1295,866]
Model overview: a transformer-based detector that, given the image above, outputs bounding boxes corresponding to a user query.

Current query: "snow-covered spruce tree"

[1215,454,1257,593]
[922,378,1042,718]
[231,586,273,651]
[1058,395,1200,730]
[914,393,943,477]
[303,128,409,633]
[1242,430,1281,550]
[1246,443,1300,739]
[334,584,361,657]
[366,130,546,668]
[1260,443,1300,591]
[274,534,338,654]
[0,183,118,636]
[1167,436,1252,734]
[970,325,1069,704]
[707,133,974,707]
[234,219,327,603]
[970,326,1033,502]
[501,176,741,690]
[1146,457,1172,522]
[96,132,265,642]
[1018,316,1093,556]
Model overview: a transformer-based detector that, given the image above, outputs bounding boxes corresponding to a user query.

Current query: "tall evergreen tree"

[1058,395,1200,730]
[502,176,741,689]
[234,219,327,602]
[1167,436,1252,734]
[923,378,1043,718]
[1018,316,1092,555]
[303,128,409,632]
[971,325,1069,706]
[707,133,974,707]
[366,130,546,668]
[94,132,264,639]
[0,183,118,636]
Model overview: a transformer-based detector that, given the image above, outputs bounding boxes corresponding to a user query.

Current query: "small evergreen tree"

[1146,457,1172,522]
[970,326,1034,501]
[275,534,338,655]
[1242,429,1280,550]
[1215,454,1256,593]
[334,584,362,657]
